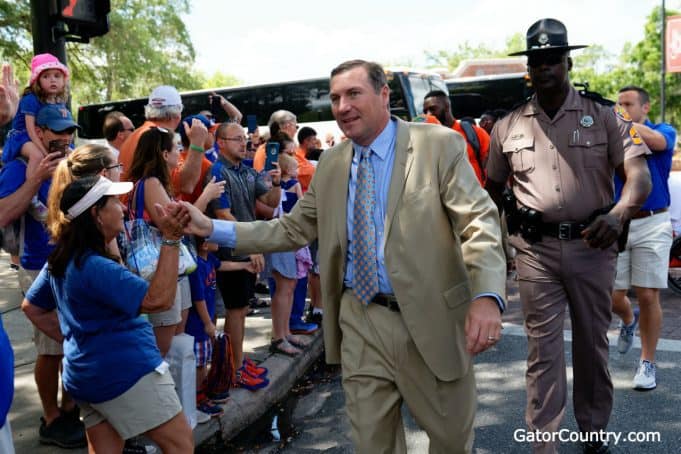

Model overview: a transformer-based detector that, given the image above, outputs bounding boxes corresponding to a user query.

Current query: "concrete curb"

[193,329,325,446]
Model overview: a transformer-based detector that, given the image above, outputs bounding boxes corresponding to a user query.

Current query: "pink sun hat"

[30,53,70,86]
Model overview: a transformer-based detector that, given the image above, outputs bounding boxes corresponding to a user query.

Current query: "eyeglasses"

[220,136,247,143]
[527,52,566,68]
[105,163,123,171]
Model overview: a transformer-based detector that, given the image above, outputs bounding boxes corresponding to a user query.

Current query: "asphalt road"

[230,328,681,453]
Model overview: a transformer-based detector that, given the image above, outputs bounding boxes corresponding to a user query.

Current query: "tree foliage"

[0,0,240,111]
[428,7,681,126]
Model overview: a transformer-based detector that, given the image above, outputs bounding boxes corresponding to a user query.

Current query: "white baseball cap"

[147,85,182,108]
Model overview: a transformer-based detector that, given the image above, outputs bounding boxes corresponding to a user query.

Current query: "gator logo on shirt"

[629,126,643,145]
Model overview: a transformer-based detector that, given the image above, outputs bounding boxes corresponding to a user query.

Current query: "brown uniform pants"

[511,235,616,453]
[338,290,476,454]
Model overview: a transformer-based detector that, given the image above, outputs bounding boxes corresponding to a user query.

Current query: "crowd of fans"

[0,47,679,454]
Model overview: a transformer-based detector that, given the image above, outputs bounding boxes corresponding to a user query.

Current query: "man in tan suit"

[191,60,507,453]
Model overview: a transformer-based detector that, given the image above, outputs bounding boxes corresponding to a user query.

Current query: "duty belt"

[541,221,589,240]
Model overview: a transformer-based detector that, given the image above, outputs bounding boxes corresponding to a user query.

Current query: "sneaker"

[633,359,656,390]
[243,357,268,377]
[289,320,319,335]
[235,369,269,391]
[196,410,211,424]
[197,400,224,418]
[206,390,230,404]
[39,414,87,448]
[617,308,639,354]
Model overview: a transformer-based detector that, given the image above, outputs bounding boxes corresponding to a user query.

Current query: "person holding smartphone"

[0,104,86,448]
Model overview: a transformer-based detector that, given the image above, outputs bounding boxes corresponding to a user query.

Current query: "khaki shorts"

[78,368,182,440]
[615,212,673,289]
[148,277,189,327]
[19,267,63,356]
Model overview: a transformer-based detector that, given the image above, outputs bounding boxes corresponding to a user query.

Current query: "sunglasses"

[527,52,566,68]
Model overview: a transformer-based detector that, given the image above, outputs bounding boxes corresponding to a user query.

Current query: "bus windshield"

[76,70,448,140]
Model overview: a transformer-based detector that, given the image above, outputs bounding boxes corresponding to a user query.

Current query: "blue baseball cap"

[179,114,211,145]
[36,105,80,132]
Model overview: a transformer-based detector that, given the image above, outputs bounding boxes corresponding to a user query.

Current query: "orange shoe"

[235,369,269,391]
[243,357,268,378]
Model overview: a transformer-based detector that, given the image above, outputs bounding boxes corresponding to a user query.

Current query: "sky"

[183,0,669,86]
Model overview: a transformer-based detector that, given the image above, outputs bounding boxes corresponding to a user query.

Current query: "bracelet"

[272,182,281,187]
[161,238,181,247]
[189,144,204,153]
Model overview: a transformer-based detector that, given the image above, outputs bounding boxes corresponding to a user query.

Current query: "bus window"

[446,72,532,119]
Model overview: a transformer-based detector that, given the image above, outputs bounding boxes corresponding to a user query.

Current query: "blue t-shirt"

[26,253,163,403]
[186,254,220,342]
[11,93,43,133]
[0,316,13,427]
[615,120,677,210]
[0,159,53,270]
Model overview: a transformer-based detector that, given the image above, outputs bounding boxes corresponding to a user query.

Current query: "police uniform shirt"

[486,86,649,223]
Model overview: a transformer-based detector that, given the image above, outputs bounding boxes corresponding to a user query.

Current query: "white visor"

[65,176,132,220]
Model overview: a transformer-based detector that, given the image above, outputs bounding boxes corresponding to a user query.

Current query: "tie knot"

[361,147,372,160]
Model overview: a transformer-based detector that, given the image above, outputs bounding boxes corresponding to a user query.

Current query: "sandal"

[269,338,301,357]
[287,334,311,349]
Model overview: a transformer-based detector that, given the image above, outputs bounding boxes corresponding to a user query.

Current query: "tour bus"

[76,68,448,144]
[445,72,533,119]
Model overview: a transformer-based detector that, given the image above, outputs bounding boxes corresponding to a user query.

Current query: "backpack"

[458,119,481,168]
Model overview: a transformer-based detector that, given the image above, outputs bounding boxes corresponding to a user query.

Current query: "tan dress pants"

[511,235,617,454]
[338,290,476,454]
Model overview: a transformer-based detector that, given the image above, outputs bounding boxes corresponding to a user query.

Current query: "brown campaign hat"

[509,18,587,56]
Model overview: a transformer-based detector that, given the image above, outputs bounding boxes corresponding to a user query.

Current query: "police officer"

[485,19,652,454]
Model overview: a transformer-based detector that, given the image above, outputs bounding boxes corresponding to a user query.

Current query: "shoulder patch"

[629,126,643,145]
[615,105,632,121]
[578,89,615,107]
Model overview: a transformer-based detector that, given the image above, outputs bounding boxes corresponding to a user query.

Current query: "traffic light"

[49,0,111,43]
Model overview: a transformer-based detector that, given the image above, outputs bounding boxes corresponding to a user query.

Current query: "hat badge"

[538,33,549,45]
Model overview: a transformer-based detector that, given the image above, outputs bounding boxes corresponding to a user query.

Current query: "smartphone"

[48,139,69,157]
[264,142,279,171]
[210,95,221,118]
[246,114,257,133]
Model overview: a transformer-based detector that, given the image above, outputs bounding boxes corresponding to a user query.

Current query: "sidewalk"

[0,252,323,453]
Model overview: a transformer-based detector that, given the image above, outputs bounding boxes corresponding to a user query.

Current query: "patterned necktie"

[352,147,379,305]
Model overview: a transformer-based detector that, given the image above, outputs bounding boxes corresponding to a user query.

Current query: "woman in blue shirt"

[22,175,193,453]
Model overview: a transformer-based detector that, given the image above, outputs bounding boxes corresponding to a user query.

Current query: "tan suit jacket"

[234,118,506,381]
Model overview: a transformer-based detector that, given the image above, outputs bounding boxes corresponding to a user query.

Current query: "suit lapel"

[335,140,353,260]
[385,119,414,239]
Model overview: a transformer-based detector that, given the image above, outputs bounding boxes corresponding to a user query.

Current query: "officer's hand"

[465,296,502,355]
[581,213,621,249]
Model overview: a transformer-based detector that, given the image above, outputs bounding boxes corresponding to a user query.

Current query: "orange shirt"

[294,147,315,193]
[171,151,213,203]
[450,120,490,186]
[253,143,266,172]
[118,120,157,182]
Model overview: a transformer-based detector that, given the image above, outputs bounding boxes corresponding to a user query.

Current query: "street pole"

[661,0,666,122]
[30,0,66,65]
